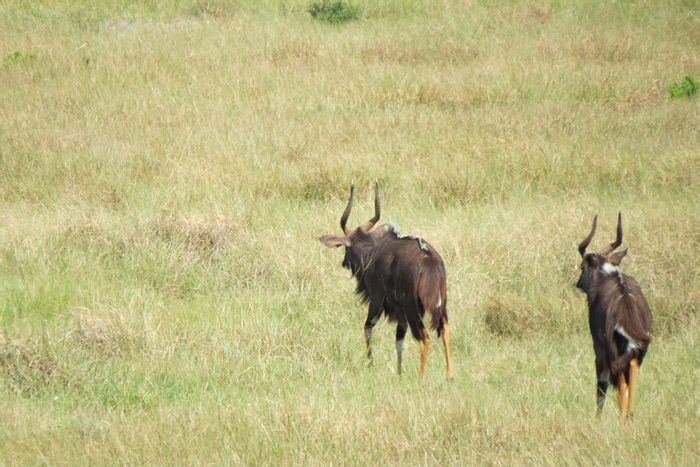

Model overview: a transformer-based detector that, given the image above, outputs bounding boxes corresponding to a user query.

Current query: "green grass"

[308,1,362,24]
[1,0,699,465]
[669,75,699,99]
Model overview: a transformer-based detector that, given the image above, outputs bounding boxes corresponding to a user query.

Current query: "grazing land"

[1,1,698,465]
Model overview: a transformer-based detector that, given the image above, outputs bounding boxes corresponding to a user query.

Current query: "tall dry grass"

[1,1,699,465]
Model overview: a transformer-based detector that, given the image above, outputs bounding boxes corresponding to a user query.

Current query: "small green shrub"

[669,75,699,99]
[5,50,37,63]
[308,1,361,24]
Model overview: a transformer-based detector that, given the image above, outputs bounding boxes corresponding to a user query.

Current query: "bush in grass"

[308,1,361,24]
[5,50,37,63]
[669,75,699,99]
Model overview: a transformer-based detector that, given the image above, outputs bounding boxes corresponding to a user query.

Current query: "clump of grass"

[192,0,235,18]
[483,292,541,338]
[147,215,234,260]
[308,1,361,24]
[72,308,143,358]
[4,50,37,63]
[0,334,65,397]
[669,75,699,99]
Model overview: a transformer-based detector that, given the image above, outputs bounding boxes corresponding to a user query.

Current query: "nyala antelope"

[576,212,652,420]
[319,184,453,380]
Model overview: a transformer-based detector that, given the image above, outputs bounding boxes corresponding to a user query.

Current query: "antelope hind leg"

[441,321,454,380]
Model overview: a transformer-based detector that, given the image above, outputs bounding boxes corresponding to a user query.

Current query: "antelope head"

[576,212,628,293]
[319,183,383,273]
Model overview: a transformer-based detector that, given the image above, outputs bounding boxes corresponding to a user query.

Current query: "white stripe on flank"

[615,325,642,352]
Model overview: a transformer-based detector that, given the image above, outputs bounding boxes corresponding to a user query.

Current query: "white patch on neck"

[602,262,620,276]
[614,325,641,352]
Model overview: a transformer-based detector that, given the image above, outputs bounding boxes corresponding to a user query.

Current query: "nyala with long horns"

[576,212,652,420]
[319,184,453,380]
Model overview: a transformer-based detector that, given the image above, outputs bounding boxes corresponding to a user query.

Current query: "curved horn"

[360,183,381,232]
[602,211,623,256]
[340,185,354,235]
[578,215,597,258]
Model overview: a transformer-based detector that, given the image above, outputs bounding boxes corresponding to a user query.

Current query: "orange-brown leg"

[628,359,639,419]
[617,373,629,421]
[419,337,430,379]
[441,322,454,380]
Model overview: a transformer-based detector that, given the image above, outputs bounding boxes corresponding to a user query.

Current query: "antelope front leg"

[364,303,382,366]
[364,325,374,365]
[595,358,609,416]
[596,379,608,416]
[396,320,408,376]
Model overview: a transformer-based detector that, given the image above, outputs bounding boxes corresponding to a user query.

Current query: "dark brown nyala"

[576,212,652,420]
[319,184,453,380]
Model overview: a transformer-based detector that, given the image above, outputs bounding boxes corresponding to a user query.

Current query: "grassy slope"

[1,1,699,465]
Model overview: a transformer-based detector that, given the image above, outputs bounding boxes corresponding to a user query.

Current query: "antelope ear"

[319,235,351,248]
[608,248,628,266]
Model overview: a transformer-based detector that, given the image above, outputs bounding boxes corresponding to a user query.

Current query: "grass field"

[1,1,699,465]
